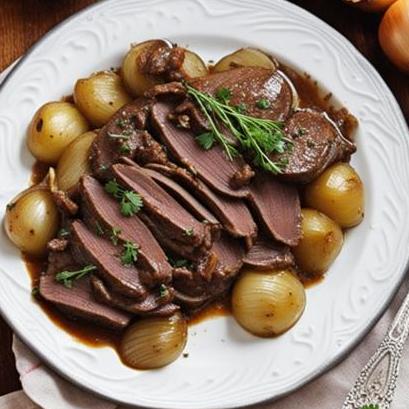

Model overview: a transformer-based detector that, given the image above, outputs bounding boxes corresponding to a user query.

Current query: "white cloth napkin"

[1,62,409,409]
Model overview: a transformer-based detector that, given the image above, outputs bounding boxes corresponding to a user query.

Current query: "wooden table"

[0,0,408,398]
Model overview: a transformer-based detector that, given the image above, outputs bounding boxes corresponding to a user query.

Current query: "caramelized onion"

[379,0,409,73]
[293,209,343,276]
[304,162,364,228]
[213,48,277,72]
[74,71,131,127]
[27,102,89,164]
[56,131,97,192]
[4,186,59,256]
[120,313,187,369]
[232,269,306,337]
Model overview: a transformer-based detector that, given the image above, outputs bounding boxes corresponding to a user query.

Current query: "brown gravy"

[23,62,348,350]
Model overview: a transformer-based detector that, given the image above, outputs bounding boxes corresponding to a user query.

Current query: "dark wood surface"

[0,0,408,398]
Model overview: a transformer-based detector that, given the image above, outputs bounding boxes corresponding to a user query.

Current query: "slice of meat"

[248,174,301,247]
[91,98,167,179]
[150,101,250,198]
[112,163,214,258]
[90,276,178,316]
[277,109,356,183]
[141,166,219,227]
[39,251,130,329]
[190,67,293,121]
[146,163,257,245]
[70,220,147,299]
[80,176,172,285]
[243,239,295,270]
[173,233,245,310]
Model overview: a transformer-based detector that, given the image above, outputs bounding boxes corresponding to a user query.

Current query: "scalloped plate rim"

[0,0,408,408]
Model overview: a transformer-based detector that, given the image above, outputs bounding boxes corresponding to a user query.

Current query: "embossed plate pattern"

[0,0,408,408]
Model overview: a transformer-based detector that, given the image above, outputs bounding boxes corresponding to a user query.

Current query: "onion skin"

[27,102,89,164]
[293,209,344,276]
[56,131,97,192]
[304,162,364,228]
[74,72,132,127]
[119,313,187,369]
[213,48,277,73]
[379,0,409,73]
[232,270,306,337]
[4,187,59,257]
[344,0,397,12]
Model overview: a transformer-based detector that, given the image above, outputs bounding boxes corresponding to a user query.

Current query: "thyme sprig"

[55,265,97,288]
[186,84,290,173]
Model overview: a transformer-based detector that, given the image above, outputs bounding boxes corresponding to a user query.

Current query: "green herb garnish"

[196,132,215,150]
[107,131,130,140]
[256,98,270,109]
[186,84,289,173]
[184,227,194,237]
[58,227,70,238]
[105,180,143,217]
[159,284,169,298]
[361,405,380,409]
[119,143,131,154]
[55,265,97,288]
[120,240,139,266]
[95,221,105,236]
[110,227,122,245]
[215,87,232,103]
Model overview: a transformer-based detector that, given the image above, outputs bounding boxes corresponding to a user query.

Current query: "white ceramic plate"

[1,1,409,408]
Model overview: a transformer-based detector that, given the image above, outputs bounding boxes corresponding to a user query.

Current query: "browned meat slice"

[112,163,214,259]
[173,233,245,309]
[90,276,178,316]
[147,163,257,245]
[190,67,293,121]
[70,220,147,299]
[142,166,220,231]
[150,101,251,198]
[91,98,167,179]
[140,40,185,81]
[47,238,68,252]
[80,176,172,285]
[277,109,356,183]
[248,174,301,247]
[39,251,130,329]
[243,239,295,270]
[52,190,78,215]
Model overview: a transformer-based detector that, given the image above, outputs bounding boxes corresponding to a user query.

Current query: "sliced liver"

[150,101,250,198]
[90,276,178,316]
[80,176,172,285]
[248,174,301,247]
[146,163,257,244]
[190,66,293,121]
[112,163,214,259]
[70,220,148,299]
[243,238,295,270]
[39,251,130,329]
[278,109,356,183]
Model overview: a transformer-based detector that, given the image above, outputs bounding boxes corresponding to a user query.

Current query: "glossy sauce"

[23,60,349,350]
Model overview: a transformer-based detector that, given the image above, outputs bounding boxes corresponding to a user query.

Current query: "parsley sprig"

[361,405,379,409]
[186,84,290,173]
[105,180,143,217]
[120,240,139,266]
[55,265,97,288]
